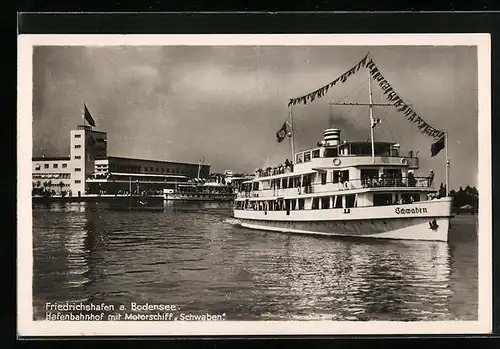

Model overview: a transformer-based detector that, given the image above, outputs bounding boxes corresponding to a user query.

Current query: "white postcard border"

[18,33,492,336]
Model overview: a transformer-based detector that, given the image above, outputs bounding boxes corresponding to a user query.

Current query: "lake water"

[32,201,478,321]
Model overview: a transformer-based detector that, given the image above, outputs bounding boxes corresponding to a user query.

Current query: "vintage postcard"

[17,34,491,336]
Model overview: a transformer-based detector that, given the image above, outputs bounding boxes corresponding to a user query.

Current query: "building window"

[156,167,159,172]
[62,163,67,168]
[75,145,81,149]
[150,167,154,172]
[74,156,81,159]
[53,164,58,169]
[75,180,81,183]
[44,164,49,169]
[75,134,81,138]
[75,168,81,172]
[35,165,40,170]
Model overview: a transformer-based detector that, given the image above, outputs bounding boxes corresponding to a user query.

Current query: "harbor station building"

[32,125,210,197]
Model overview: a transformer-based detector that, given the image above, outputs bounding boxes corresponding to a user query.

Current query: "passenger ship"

[163,181,235,201]
[233,67,452,242]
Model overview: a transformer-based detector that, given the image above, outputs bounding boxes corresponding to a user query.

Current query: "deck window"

[296,153,303,164]
[298,198,305,210]
[312,197,320,210]
[334,195,343,208]
[373,193,393,206]
[361,169,379,185]
[402,192,421,203]
[321,197,330,209]
[321,172,327,185]
[346,194,356,208]
[304,151,311,162]
[268,200,274,211]
[312,149,320,158]
[324,148,338,157]
[333,170,349,183]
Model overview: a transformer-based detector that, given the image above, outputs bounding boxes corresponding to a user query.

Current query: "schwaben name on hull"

[395,207,428,214]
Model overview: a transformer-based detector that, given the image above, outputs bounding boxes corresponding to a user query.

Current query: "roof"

[107,156,211,167]
[32,156,70,161]
[341,141,398,146]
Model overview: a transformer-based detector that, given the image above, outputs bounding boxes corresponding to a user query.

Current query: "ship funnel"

[323,128,341,146]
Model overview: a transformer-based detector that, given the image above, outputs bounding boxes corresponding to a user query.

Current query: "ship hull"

[165,193,234,202]
[233,198,452,242]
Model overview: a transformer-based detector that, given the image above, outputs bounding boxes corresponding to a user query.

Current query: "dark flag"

[83,104,96,127]
[276,122,289,143]
[371,118,381,129]
[431,135,445,157]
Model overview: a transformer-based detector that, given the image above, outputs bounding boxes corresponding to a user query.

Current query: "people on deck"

[407,171,416,187]
[427,169,435,187]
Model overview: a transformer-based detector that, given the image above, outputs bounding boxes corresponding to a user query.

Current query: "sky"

[32,45,478,189]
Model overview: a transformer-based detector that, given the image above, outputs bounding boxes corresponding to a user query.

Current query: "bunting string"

[288,53,370,108]
[365,57,445,141]
[287,53,445,141]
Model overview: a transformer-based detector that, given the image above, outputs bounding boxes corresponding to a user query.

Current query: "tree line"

[440,184,478,213]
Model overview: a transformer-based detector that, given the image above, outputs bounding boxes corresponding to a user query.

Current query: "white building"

[32,124,210,197]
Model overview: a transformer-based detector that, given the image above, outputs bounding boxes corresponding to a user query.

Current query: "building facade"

[32,125,211,197]
[32,156,72,196]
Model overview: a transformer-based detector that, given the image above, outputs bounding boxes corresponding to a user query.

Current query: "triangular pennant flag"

[83,104,96,127]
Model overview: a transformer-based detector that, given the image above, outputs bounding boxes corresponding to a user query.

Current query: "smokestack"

[323,128,341,146]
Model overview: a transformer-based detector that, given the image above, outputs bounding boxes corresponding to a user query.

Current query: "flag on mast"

[83,103,96,127]
[371,118,381,129]
[431,135,445,157]
[276,122,291,143]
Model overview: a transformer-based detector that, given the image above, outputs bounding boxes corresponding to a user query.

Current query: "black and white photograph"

[17,34,491,336]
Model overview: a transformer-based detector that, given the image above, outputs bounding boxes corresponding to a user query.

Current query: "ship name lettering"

[394,207,428,214]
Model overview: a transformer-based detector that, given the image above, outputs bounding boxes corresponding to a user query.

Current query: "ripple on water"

[32,204,478,321]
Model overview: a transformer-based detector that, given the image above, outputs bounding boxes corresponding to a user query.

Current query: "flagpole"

[289,105,295,162]
[368,73,375,163]
[445,130,449,196]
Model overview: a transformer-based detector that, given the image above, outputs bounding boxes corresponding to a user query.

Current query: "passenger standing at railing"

[427,169,434,187]
[396,171,403,187]
[407,171,416,187]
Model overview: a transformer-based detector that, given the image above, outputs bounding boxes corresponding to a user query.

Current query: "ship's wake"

[223,217,242,226]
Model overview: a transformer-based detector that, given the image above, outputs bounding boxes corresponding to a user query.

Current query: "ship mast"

[368,73,375,163]
[329,75,396,158]
[197,157,204,179]
[445,131,450,196]
[289,106,295,162]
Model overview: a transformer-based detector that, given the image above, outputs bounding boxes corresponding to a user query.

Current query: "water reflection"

[32,202,477,321]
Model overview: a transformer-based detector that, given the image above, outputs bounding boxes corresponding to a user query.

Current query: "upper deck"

[248,140,419,183]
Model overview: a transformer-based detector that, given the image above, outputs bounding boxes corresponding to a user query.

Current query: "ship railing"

[235,176,433,199]
[255,164,294,178]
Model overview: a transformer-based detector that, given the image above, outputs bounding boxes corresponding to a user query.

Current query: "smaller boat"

[163,181,236,202]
